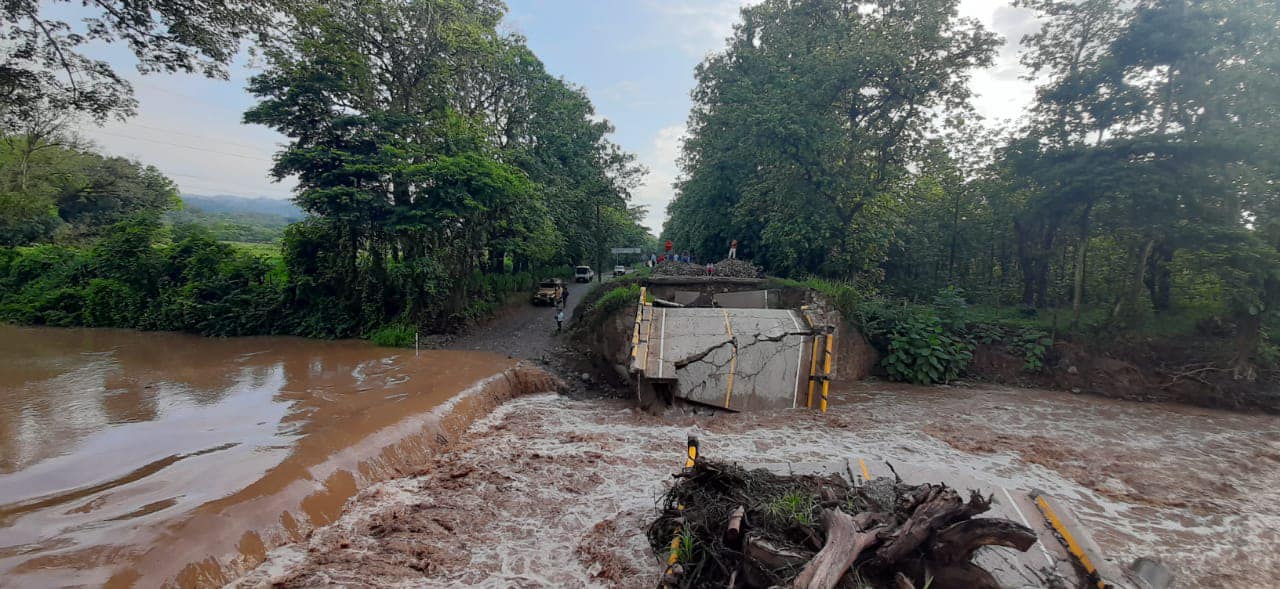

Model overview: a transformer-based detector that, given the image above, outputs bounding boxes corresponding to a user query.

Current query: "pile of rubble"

[653,260,707,277]
[647,457,1036,589]
[651,258,763,278]
[713,258,763,278]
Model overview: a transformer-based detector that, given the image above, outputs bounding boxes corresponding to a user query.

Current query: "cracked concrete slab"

[640,307,814,411]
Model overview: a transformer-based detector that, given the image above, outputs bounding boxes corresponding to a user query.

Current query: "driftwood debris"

[647,459,1037,589]
[725,505,745,544]
[792,509,882,589]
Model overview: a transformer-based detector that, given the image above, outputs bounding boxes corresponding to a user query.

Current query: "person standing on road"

[706,262,715,275]
[560,285,569,307]
[556,308,564,332]
[729,239,738,259]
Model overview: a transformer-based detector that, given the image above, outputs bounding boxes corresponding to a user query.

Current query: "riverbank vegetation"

[0,0,651,338]
[663,0,1280,392]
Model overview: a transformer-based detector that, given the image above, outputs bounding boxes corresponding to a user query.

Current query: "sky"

[69,0,1045,234]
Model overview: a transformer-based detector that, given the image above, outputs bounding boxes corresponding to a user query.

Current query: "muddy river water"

[3,325,1279,588]
[0,325,549,588]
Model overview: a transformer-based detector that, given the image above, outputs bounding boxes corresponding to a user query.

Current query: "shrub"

[83,278,140,327]
[880,308,973,385]
[594,284,642,316]
[369,323,416,347]
[1010,329,1053,372]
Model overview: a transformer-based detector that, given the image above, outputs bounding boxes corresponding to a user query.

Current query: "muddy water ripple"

[0,325,539,588]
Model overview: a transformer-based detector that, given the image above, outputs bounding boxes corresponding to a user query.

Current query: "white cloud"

[641,0,759,58]
[631,124,686,234]
[959,0,1041,125]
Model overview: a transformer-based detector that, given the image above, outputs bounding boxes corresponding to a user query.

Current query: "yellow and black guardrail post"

[800,307,835,412]
[661,436,699,588]
[631,287,647,364]
[820,330,833,412]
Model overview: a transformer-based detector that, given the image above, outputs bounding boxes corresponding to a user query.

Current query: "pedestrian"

[556,308,564,332]
[560,285,569,307]
[706,262,715,275]
[729,239,738,259]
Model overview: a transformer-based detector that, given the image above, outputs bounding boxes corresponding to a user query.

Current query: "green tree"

[665,0,998,276]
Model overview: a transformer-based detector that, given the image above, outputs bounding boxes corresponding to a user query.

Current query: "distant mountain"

[179,194,304,221]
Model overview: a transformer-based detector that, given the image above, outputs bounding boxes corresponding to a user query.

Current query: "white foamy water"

[234,384,1280,588]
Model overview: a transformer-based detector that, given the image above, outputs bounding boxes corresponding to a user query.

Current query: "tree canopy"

[664,0,1280,377]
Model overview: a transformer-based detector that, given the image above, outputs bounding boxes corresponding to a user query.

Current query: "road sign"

[611,247,642,254]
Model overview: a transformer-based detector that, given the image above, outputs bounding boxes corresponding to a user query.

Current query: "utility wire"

[88,129,270,161]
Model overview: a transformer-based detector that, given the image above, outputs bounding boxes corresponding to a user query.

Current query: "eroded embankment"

[235,383,1280,589]
[0,326,560,588]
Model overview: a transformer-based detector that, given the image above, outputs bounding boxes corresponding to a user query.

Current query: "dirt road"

[446,276,607,360]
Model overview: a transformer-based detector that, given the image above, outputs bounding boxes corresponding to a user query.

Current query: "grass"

[765,490,817,526]
[369,323,416,347]
[675,526,696,563]
[224,240,282,261]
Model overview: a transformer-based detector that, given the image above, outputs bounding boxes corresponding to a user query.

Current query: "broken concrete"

[633,307,814,411]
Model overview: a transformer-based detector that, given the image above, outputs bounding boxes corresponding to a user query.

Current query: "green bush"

[595,284,642,315]
[880,308,973,385]
[83,278,140,327]
[369,324,416,347]
[1010,329,1053,372]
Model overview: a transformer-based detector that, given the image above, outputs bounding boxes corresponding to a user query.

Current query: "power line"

[88,129,270,161]
[124,122,274,152]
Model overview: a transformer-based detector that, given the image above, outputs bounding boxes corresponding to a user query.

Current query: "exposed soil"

[968,338,1280,414]
[235,383,1280,588]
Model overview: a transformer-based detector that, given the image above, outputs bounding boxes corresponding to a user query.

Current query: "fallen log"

[792,509,881,589]
[899,560,1001,589]
[875,486,964,564]
[928,518,1037,564]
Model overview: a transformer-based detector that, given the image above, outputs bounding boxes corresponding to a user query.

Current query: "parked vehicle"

[613,265,627,276]
[574,266,595,283]
[531,278,565,305]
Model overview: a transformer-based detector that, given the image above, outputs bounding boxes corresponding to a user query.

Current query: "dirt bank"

[234,382,1280,588]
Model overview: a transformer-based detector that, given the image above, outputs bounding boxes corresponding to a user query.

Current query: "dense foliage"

[242,0,646,337]
[0,0,650,339]
[0,134,179,245]
[0,217,280,335]
[666,0,1280,381]
[164,206,293,244]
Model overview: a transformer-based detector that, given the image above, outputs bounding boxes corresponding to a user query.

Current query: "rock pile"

[652,258,763,278]
[713,258,762,278]
[652,260,706,277]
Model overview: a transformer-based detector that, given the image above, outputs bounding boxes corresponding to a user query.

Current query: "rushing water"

[0,325,532,588]
[243,385,1280,589]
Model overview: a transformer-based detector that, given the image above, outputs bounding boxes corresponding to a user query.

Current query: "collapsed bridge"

[629,285,837,412]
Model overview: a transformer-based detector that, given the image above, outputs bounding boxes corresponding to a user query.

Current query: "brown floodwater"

[241,384,1280,589]
[0,325,553,588]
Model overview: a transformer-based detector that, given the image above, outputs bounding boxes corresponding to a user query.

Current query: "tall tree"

[246,0,643,334]
[665,0,998,276]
